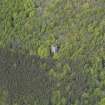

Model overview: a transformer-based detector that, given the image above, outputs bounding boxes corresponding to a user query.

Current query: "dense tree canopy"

[0,0,105,105]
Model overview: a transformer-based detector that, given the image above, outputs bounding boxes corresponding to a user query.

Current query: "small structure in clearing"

[51,44,59,54]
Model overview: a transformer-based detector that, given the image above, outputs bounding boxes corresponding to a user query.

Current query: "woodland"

[0,0,105,105]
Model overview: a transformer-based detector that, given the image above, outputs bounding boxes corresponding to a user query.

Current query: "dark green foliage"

[0,0,105,105]
[0,48,56,105]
